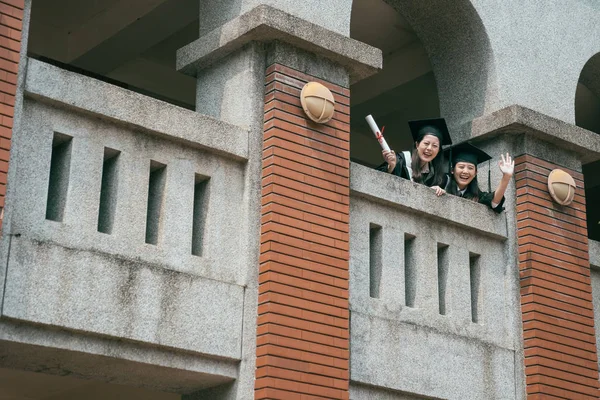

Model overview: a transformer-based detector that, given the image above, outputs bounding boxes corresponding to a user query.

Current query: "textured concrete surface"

[0,320,237,394]
[471,105,600,164]
[266,41,350,87]
[0,0,32,312]
[591,239,600,269]
[350,384,431,400]
[350,312,516,400]
[473,134,528,400]
[24,58,249,161]
[190,42,268,400]
[177,5,381,84]
[10,99,248,285]
[3,237,244,359]
[349,169,520,398]
[470,0,600,124]
[350,163,508,240]
[199,0,353,36]
[196,43,266,127]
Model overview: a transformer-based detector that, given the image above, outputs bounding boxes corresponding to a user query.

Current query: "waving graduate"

[443,141,514,213]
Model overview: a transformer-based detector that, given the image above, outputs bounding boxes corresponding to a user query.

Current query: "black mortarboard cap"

[445,141,493,191]
[407,118,453,146]
[445,141,491,166]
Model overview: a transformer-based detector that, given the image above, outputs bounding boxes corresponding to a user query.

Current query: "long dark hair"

[445,173,481,201]
[411,145,445,186]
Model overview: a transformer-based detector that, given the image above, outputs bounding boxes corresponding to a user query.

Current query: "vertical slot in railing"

[145,161,167,245]
[191,174,209,256]
[437,243,449,315]
[404,233,416,307]
[470,252,482,323]
[369,224,383,298]
[46,133,73,222]
[97,148,120,234]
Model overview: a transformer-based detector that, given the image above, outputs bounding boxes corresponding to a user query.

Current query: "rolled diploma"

[365,115,391,152]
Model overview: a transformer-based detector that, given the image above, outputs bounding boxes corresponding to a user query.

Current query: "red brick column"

[255,64,350,399]
[0,0,23,229]
[516,154,600,399]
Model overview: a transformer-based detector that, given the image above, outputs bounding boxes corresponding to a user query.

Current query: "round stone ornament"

[547,169,577,206]
[300,82,335,124]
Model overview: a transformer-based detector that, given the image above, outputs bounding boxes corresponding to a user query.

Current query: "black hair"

[446,170,481,201]
[410,141,446,186]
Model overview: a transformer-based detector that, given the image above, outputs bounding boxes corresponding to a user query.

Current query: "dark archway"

[349,0,495,167]
[577,52,600,241]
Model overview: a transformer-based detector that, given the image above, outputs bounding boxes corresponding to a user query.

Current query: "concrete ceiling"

[28,0,199,108]
[0,368,179,400]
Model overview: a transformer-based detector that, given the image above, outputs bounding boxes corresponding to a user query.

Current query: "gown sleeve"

[440,174,450,189]
[376,153,410,180]
[478,191,505,213]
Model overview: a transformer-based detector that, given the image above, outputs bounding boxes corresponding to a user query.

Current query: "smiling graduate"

[442,141,514,213]
[376,118,453,196]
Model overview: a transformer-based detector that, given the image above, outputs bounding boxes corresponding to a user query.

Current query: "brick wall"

[0,0,23,229]
[255,64,350,399]
[516,154,600,399]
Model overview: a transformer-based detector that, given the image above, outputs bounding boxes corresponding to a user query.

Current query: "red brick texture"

[255,64,350,400]
[0,0,22,229]
[516,154,600,399]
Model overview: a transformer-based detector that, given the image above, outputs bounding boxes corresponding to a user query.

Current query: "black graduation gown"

[376,152,445,188]
[443,176,505,213]
[376,152,410,180]
[476,191,505,214]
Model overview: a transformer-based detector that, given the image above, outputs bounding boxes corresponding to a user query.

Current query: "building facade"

[1,0,600,399]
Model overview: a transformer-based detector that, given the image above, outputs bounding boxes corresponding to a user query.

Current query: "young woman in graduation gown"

[376,118,452,196]
[443,142,514,213]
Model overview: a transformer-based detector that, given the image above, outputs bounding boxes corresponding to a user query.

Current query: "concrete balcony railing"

[1,58,253,389]
[348,163,519,400]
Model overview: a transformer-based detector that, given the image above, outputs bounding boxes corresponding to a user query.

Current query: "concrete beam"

[177,5,382,85]
[24,58,248,161]
[471,105,600,164]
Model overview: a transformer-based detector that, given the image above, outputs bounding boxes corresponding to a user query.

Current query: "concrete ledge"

[0,320,237,394]
[471,105,600,163]
[350,311,516,400]
[590,239,600,269]
[350,163,508,240]
[349,383,428,400]
[2,237,245,361]
[176,5,382,84]
[24,58,248,161]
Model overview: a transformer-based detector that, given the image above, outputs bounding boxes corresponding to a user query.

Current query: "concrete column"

[471,106,600,400]
[177,6,380,399]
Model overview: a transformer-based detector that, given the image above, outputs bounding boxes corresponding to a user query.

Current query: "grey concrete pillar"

[177,5,380,399]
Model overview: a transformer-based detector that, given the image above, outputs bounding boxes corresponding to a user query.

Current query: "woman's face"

[453,161,477,189]
[415,134,440,164]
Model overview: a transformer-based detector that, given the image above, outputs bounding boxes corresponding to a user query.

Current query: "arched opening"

[349,0,438,167]
[349,0,494,168]
[576,52,600,241]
